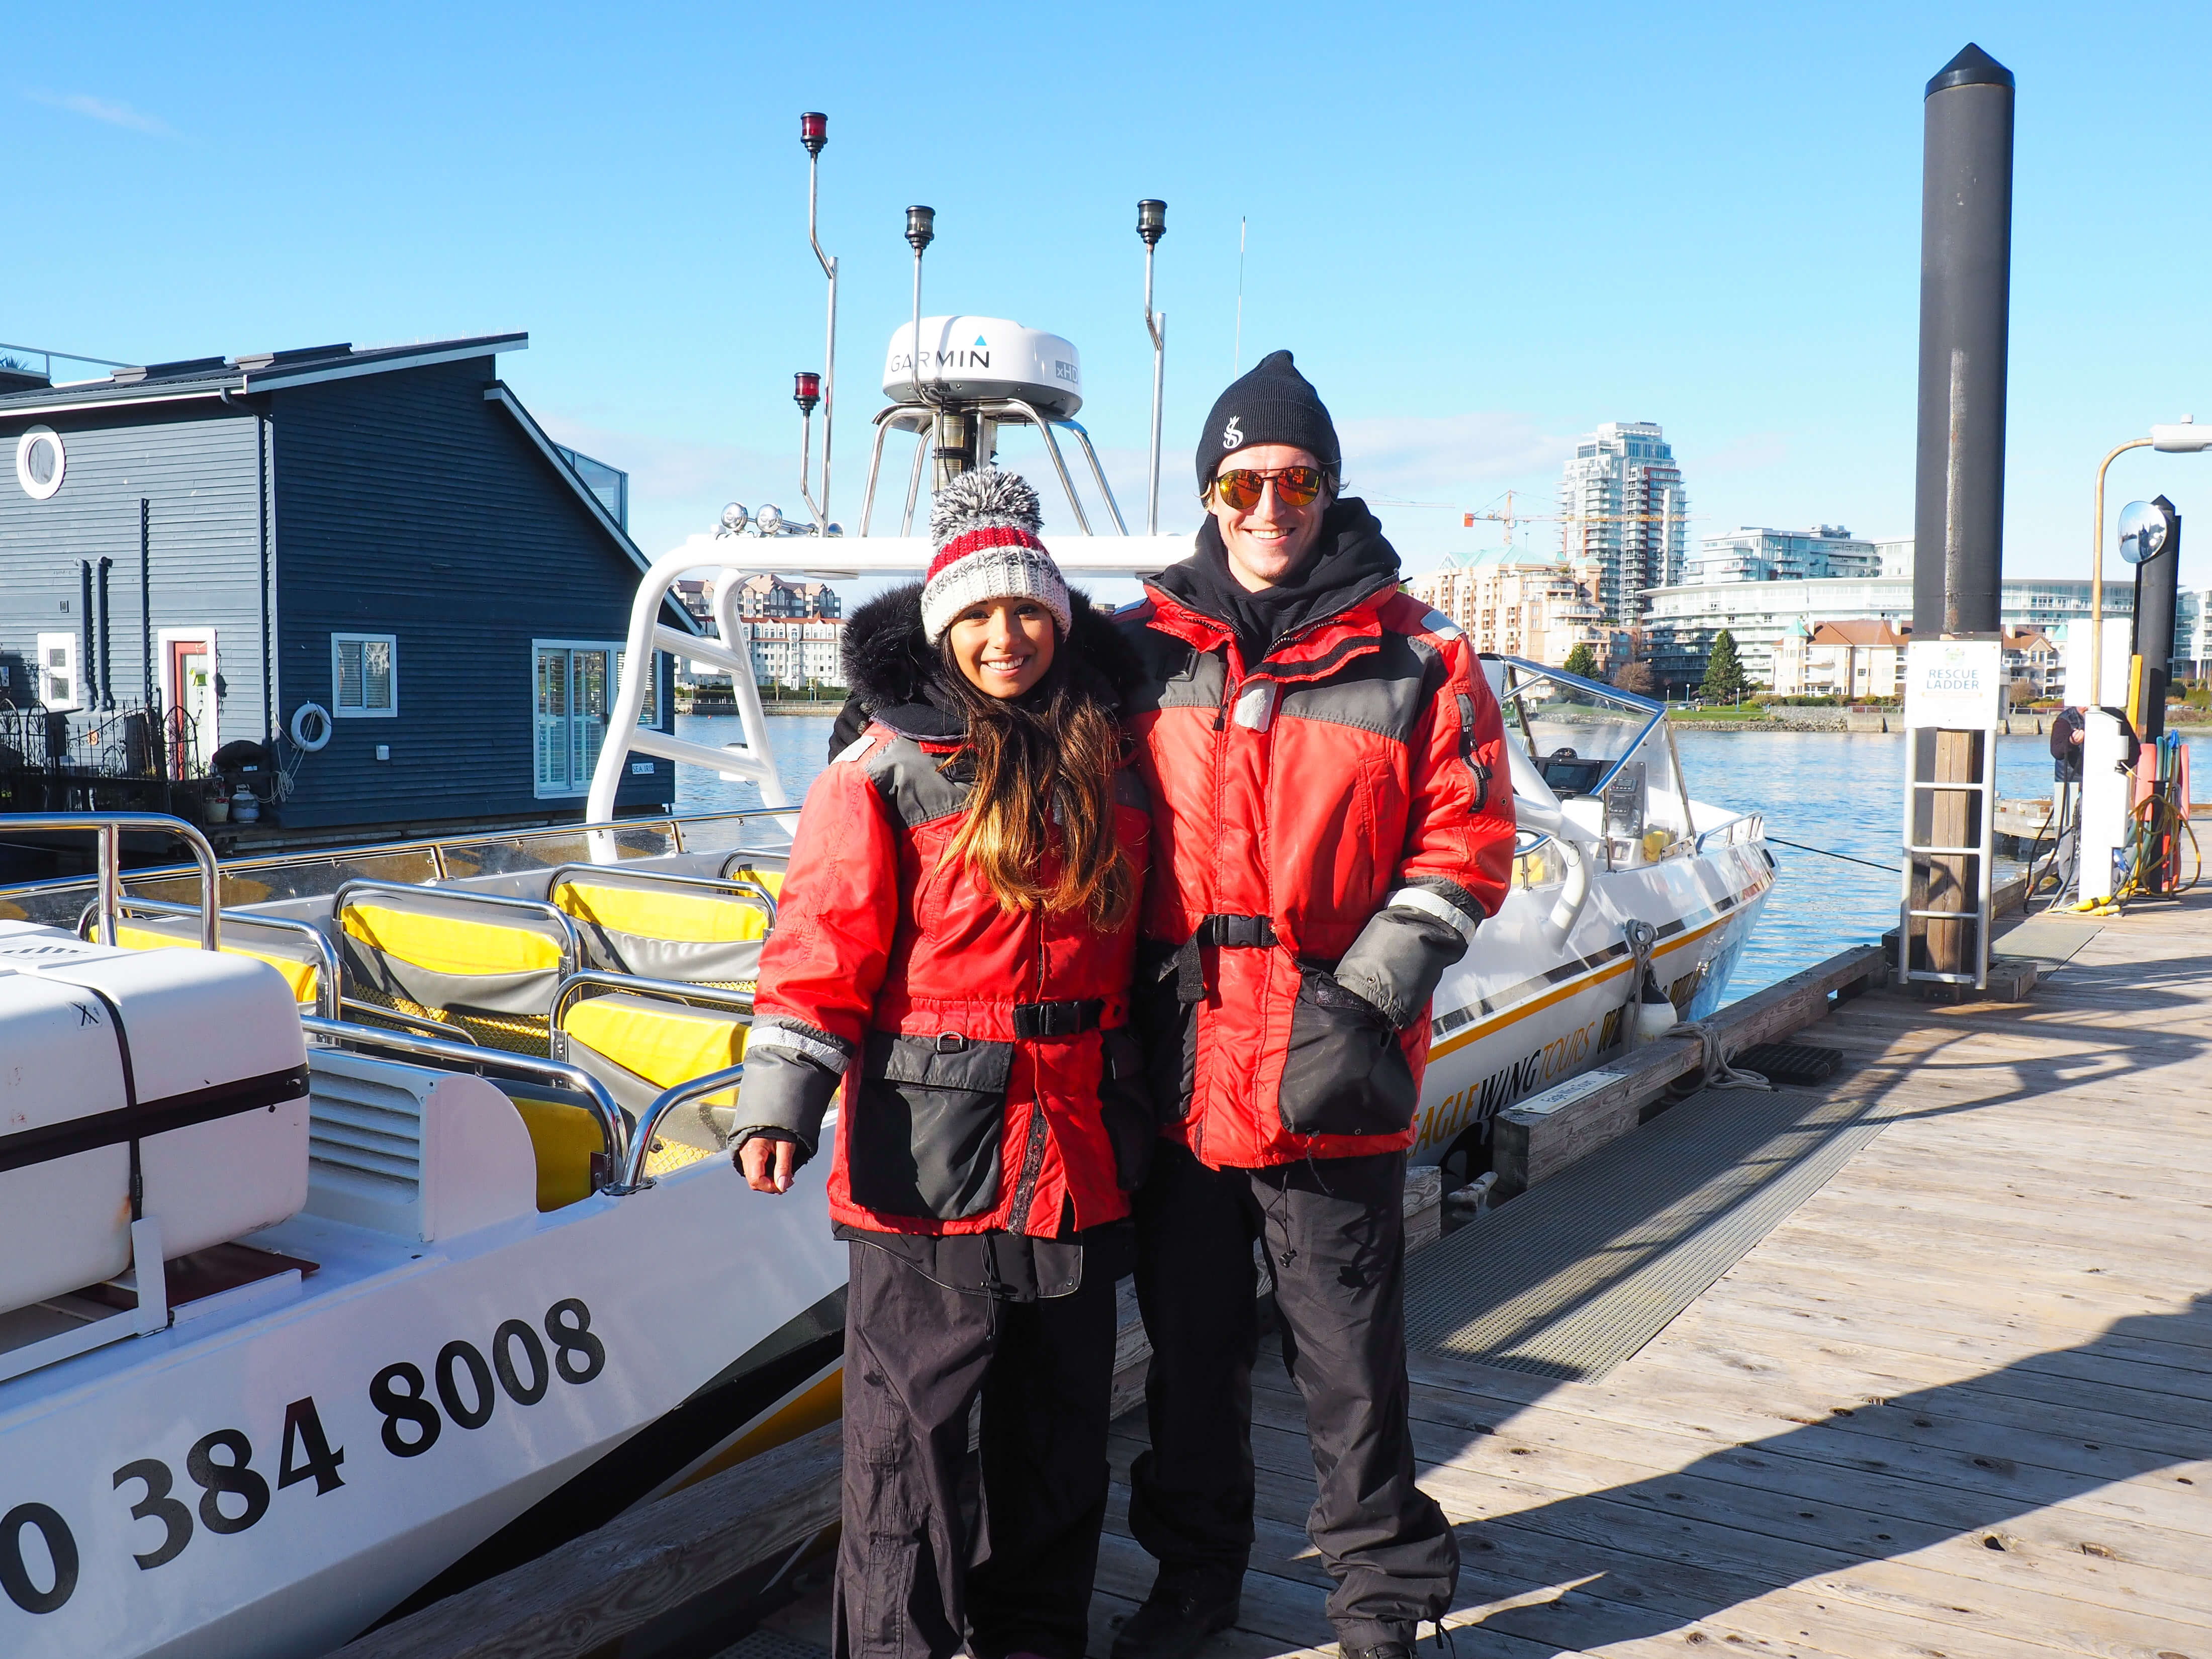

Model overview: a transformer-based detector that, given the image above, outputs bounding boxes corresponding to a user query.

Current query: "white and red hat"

[920,467,1071,644]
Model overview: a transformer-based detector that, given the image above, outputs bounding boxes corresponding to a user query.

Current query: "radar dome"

[882,317,1082,419]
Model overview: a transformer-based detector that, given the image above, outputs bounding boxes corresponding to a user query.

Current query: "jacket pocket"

[846,1032,1016,1221]
[1276,969,1418,1139]
[1096,1027,1159,1191]
[1131,943,1197,1122]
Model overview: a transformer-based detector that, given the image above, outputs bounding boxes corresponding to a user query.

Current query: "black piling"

[1911,43,2016,639]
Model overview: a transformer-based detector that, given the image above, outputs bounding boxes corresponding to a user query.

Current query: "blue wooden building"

[0,334,686,844]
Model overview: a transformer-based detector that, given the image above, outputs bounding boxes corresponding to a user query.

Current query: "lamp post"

[2091,418,2212,703]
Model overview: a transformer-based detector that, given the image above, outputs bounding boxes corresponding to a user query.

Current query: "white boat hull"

[0,1145,845,1659]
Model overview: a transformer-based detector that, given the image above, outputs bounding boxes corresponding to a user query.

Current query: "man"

[1113,350,1516,1659]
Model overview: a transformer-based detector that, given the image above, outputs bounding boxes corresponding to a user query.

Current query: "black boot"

[1109,1572,1243,1659]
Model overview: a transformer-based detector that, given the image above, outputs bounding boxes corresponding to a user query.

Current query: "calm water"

[672,714,2201,1004]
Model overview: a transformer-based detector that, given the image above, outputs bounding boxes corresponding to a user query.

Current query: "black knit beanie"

[1195,349,1341,493]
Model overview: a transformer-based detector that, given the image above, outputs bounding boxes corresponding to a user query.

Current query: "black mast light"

[905,205,936,254]
[1137,199,1167,247]
[799,111,827,156]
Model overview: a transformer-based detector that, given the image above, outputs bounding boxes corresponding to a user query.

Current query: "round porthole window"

[16,426,64,501]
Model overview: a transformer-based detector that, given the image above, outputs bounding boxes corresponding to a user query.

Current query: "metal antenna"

[1138,200,1167,535]
[1233,215,1246,375]
[799,112,837,532]
[905,206,936,412]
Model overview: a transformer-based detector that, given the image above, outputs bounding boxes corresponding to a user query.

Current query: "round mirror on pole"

[2119,498,2172,565]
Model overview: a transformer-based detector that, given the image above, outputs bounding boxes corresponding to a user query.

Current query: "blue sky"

[11,3,2212,593]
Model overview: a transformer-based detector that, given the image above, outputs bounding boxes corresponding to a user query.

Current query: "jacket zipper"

[1005,897,1052,1233]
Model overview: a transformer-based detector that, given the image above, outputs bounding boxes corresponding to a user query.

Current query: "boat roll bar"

[607,1062,750,1195]
[5,812,221,951]
[301,1014,630,1177]
[1501,746,1592,946]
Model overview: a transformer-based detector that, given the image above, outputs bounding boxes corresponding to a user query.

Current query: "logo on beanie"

[1221,416,1243,450]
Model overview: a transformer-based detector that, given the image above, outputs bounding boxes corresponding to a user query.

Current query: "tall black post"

[2132,494,2181,746]
[140,497,154,709]
[1912,43,2015,640]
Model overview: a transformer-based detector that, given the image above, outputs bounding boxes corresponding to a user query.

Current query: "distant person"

[734,467,1156,1659]
[1113,351,1518,1659]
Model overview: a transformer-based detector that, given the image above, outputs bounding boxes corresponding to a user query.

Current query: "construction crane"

[1461,491,1696,560]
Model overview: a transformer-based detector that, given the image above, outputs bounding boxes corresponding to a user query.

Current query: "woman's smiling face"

[947,596,1057,699]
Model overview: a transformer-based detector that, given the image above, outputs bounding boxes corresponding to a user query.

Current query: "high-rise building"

[1686,525,1879,586]
[1405,551,1608,669]
[1558,421,1690,621]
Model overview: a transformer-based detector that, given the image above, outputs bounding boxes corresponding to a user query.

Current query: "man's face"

[1206,443,1331,591]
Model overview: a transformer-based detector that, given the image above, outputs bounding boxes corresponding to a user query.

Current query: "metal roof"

[0,332,528,416]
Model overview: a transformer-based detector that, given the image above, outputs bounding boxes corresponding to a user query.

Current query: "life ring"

[290,701,333,752]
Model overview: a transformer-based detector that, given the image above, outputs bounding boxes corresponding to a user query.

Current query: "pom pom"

[929,466,1042,547]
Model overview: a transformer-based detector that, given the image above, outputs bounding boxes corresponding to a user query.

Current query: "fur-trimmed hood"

[838,582,1143,744]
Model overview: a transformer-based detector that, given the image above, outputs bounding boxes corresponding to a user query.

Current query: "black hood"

[839,582,1141,744]
[1152,496,1403,664]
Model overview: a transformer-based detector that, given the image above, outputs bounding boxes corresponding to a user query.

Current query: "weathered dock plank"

[1097,891,2212,1658]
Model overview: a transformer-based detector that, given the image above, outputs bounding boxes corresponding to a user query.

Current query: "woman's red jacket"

[737,594,1154,1238]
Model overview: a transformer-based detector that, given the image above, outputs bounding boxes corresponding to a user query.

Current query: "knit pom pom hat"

[920,467,1072,644]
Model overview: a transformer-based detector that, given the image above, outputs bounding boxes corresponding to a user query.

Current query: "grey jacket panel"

[1332,907,1469,1031]
[732,1015,854,1158]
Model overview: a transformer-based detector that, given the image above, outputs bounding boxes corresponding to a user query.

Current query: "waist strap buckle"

[1013,997,1103,1040]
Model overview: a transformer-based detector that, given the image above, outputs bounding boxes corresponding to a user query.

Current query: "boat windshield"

[1494,663,1664,800]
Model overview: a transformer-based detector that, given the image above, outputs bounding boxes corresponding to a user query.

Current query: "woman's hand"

[739,1136,799,1194]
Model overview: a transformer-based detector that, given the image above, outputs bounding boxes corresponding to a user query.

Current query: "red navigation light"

[794,371,821,416]
[799,112,828,156]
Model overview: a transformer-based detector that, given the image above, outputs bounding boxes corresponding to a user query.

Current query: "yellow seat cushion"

[114,923,323,1005]
[555,881,771,946]
[507,1095,603,1211]
[342,902,564,976]
[563,993,747,1108]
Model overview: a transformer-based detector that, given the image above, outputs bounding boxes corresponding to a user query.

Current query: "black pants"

[1128,1144,1458,1647]
[832,1237,1118,1659]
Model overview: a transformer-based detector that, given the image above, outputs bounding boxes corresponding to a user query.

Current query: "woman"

[732,467,1153,1659]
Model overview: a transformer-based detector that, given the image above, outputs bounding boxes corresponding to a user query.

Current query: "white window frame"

[35,631,80,712]
[533,639,658,799]
[331,632,399,718]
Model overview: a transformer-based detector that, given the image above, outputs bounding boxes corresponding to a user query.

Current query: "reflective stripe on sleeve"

[747,1023,853,1073]
[1383,884,1484,946]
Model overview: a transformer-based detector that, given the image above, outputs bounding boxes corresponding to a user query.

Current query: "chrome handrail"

[78,896,340,1019]
[300,1015,627,1173]
[0,806,799,912]
[4,812,220,950]
[340,997,481,1044]
[333,877,584,987]
[608,1062,749,1195]
[546,864,778,929]
[550,970,757,1047]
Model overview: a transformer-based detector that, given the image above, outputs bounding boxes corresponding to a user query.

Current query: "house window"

[534,641,659,797]
[35,631,79,711]
[332,633,398,717]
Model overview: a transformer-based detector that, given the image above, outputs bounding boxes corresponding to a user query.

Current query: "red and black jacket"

[739,587,1154,1237]
[1117,502,1517,1170]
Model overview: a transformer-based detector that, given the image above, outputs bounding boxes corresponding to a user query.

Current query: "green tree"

[1701,629,1749,705]
[1562,642,1601,680]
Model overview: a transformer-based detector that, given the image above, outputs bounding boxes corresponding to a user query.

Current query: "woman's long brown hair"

[936,631,1135,931]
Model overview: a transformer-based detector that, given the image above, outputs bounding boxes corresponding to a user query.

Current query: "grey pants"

[1128,1144,1458,1647]
[831,1237,1118,1659]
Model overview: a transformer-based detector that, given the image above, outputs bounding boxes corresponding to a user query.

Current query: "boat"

[0,115,1771,1659]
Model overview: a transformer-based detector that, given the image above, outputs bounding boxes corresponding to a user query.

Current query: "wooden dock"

[1089,894,2212,1659]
